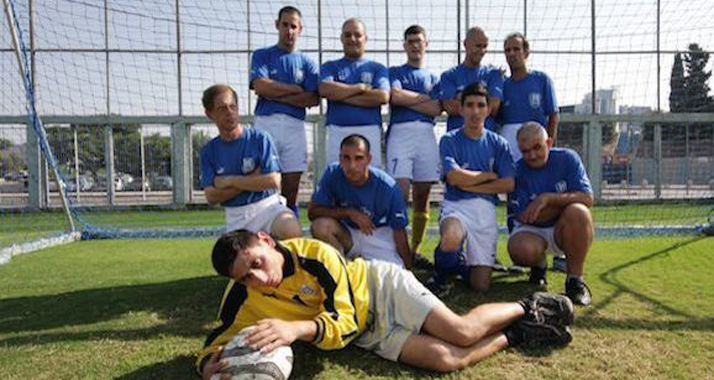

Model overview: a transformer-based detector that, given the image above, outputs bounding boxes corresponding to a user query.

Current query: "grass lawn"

[1,202,711,247]
[0,235,713,379]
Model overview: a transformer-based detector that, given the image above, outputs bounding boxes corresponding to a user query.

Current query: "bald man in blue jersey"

[508,122,594,305]
[438,27,504,132]
[430,83,515,295]
[250,6,319,216]
[319,18,390,168]
[308,134,413,269]
[200,84,301,240]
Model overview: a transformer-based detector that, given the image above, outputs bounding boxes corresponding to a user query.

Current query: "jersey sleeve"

[311,166,336,206]
[303,57,320,92]
[249,49,269,85]
[488,68,505,100]
[374,64,390,92]
[389,66,402,89]
[319,61,336,83]
[199,144,215,189]
[566,150,592,193]
[195,281,250,376]
[308,248,362,350]
[258,132,282,173]
[543,73,558,114]
[494,137,516,178]
[438,70,457,100]
[387,184,409,229]
[439,134,460,176]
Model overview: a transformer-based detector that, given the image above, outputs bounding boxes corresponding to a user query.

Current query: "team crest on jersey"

[299,284,316,296]
[361,72,373,84]
[295,69,304,83]
[242,158,256,173]
[555,180,567,193]
[529,93,542,108]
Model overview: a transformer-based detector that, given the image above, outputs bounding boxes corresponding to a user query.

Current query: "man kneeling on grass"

[197,230,575,376]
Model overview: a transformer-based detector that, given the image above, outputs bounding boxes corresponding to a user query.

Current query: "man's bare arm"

[459,177,515,194]
[445,168,498,188]
[341,89,390,107]
[319,82,368,101]
[252,78,304,98]
[390,88,442,116]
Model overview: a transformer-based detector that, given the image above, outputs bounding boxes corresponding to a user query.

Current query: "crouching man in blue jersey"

[308,134,413,268]
[430,83,515,295]
[507,122,594,305]
[199,84,301,239]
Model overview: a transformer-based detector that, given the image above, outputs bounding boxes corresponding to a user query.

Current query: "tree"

[669,53,685,112]
[670,43,714,112]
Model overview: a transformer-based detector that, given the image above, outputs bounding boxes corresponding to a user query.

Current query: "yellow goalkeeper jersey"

[196,238,369,373]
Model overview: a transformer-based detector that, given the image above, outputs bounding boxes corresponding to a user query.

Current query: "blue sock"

[289,204,299,218]
[434,248,460,278]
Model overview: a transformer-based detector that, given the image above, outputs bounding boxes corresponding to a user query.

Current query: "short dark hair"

[404,25,426,40]
[461,82,489,106]
[278,6,301,20]
[340,134,370,153]
[211,229,259,277]
[505,32,529,52]
[202,84,238,111]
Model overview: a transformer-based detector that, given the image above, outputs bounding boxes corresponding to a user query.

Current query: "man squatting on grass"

[197,230,575,377]
[199,84,301,240]
[507,122,595,305]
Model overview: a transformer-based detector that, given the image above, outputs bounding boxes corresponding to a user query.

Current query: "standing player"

[197,229,575,377]
[499,32,564,272]
[387,25,442,263]
[431,83,515,295]
[508,122,594,305]
[499,32,559,162]
[200,84,301,239]
[439,26,504,132]
[250,6,319,216]
[319,18,390,167]
[308,134,412,268]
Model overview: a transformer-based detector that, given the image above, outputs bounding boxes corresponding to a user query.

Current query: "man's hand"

[347,209,375,235]
[244,319,302,353]
[201,347,229,380]
[521,193,551,224]
[355,83,372,92]
[213,176,233,189]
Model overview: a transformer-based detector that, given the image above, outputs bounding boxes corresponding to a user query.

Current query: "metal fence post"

[586,120,602,200]
[171,121,190,205]
[654,124,662,199]
[104,124,115,205]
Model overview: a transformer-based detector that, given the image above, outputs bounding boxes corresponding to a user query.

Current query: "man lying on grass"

[197,230,574,377]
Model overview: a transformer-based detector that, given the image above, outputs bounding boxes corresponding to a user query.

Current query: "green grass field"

[1,202,711,247]
[1,234,712,379]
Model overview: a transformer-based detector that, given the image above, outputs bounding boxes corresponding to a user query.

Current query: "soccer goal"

[2,0,713,261]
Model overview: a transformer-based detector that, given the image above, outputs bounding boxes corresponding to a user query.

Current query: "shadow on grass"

[584,236,714,331]
[0,275,227,346]
[114,354,195,380]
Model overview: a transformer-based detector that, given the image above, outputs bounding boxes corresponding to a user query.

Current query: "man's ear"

[546,137,554,149]
[256,230,275,247]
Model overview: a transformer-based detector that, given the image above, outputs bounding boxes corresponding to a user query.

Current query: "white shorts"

[386,121,440,182]
[326,124,382,168]
[346,225,403,267]
[254,114,308,172]
[500,123,523,162]
[440,198,498,267]
[356,260,444,362]
[224,194,291,233]
[510,220,565,256]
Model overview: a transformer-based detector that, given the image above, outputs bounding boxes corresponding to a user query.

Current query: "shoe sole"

[533,292,575,326]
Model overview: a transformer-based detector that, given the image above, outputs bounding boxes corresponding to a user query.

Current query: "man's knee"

[272,211,301,239]
[438,219,463,251]
[425,346,466,372]
[561,203,593,225]
[508,234,545,264]
[310,217,339,239]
